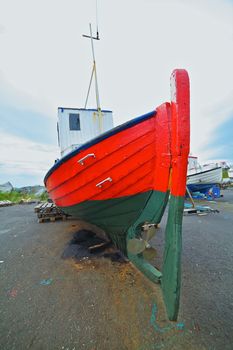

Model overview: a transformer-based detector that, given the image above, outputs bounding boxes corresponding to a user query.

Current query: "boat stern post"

[161,69,190,320]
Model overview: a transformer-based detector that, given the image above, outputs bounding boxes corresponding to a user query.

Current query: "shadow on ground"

[62,228,127,263]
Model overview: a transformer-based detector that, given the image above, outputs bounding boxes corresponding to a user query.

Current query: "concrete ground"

[0,189,233,350]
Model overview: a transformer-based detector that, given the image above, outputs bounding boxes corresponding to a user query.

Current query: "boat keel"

[126,191,184,321]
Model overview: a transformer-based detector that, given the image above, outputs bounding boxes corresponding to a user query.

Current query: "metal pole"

[84,64,95,109]
[89,23,101,112]
[186,186,195,208]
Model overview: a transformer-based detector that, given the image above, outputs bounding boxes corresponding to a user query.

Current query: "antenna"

[82,0,100,40]
[96,0,99,40]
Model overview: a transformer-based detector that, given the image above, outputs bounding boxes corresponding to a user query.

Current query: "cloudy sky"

[0,0,233,187]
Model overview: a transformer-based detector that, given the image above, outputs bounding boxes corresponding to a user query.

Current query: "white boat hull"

[187,167,222,185]
[228,169,233,179]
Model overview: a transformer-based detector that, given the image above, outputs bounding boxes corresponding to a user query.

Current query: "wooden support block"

[88,242,109,253]
[183,208,197,215]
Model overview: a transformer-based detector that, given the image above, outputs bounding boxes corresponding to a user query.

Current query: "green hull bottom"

[62,191,184,321]
[63,190,169,255]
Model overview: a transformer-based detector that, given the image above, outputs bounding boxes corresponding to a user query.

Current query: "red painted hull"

[45,105,171,207]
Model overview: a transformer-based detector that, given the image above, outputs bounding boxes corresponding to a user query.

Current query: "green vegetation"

[0,191,22,203]
[0,191,49,203]
[39,191,49,201]
[222,168,229,179]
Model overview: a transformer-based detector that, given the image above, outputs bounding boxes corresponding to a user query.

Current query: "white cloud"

[0,131,59,182]
[0,72,54,118]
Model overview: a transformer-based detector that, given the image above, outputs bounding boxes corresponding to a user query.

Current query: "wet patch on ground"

[62,228,127,263]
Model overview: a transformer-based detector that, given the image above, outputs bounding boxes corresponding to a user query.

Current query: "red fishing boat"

[44,69,190,320]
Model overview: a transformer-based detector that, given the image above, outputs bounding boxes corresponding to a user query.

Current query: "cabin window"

[69,113,80,130]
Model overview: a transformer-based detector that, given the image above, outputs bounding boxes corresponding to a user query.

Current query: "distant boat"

[44,69,190,321]
[187,156,222,193]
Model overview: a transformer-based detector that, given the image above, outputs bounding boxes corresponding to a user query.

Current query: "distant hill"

[0,183,46,197]
[0,182,14,193]
[15,185,46,196]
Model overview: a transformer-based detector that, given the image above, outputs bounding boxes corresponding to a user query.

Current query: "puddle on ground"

[62,229,127,263]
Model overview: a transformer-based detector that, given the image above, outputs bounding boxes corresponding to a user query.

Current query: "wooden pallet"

[38,214,67,223]
[34,202,51,213]
[35,202,68,223]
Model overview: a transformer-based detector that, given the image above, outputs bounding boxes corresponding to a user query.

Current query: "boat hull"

[44,69,190,321]
[45,102,172,235]
[228,169,233,179]
[187,183,216,193]
[187,167,222,185]
[62,189,169,254]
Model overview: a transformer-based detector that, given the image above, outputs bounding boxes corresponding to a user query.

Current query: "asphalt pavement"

[0,189,233,350]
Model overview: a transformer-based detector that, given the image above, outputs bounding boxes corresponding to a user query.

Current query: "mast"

[83,23,103,132]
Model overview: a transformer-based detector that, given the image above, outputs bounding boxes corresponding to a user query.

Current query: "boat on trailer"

[44,69,190,321]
